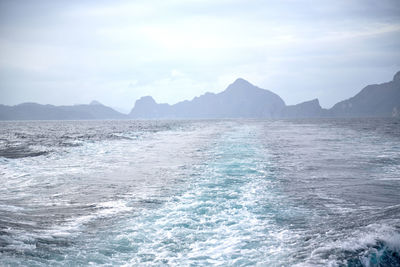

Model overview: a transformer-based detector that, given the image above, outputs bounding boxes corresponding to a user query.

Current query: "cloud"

[0,0,399,109]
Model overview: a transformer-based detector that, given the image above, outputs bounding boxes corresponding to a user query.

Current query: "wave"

[0,120,186,159]
[307,223,400,266]
[0,200,133,258]
[0,146,49,159]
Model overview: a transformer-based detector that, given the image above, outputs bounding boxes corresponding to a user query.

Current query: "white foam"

[307,222,400,265]
[0,204,25,212]
[45,200,133,238]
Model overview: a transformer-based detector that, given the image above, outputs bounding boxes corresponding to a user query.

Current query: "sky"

[0,0,399,112]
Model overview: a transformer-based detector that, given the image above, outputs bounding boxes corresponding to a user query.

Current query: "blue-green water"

[1,119,400,266]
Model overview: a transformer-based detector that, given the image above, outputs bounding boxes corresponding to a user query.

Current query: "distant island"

[1,71,399,120]
[0,100,127,120]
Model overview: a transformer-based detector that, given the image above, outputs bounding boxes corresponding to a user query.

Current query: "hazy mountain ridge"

[130,72,399,119]
[1,71,399,120]
[281,99,328,118]
[0,102,127,120]
[329,71,400,118]
[130,78,286,118]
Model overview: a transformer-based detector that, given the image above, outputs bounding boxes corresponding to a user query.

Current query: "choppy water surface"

[0,119,400,266]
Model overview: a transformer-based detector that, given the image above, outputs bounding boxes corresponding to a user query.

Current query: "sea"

[0,118,399,266]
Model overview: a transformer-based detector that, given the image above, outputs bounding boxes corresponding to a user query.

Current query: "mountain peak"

[130,96,164,117]
[90,100,103,106]
[225,78,257,93]
[393,71,400,82]
[137,96,156,105]
[231,78,254,87]
[309,98,320,105]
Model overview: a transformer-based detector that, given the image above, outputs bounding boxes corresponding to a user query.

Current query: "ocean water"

[0,119,400,266]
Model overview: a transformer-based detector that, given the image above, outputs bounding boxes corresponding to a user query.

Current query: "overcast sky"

[1,0,399,111]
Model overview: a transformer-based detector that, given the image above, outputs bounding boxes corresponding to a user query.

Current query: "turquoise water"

[99,124,292,265]
[1,119,400,266]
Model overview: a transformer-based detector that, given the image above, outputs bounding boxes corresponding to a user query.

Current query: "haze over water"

[1,119,399,266]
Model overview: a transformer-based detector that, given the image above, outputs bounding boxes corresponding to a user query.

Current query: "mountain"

[130,96,171,119]
[130,72,400,119]
[281,99,327,118]
[330,71,400,117]
[90,100,103,106]
[130,78,286,118]
[2,71,399,120]
[0,102,127,120]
